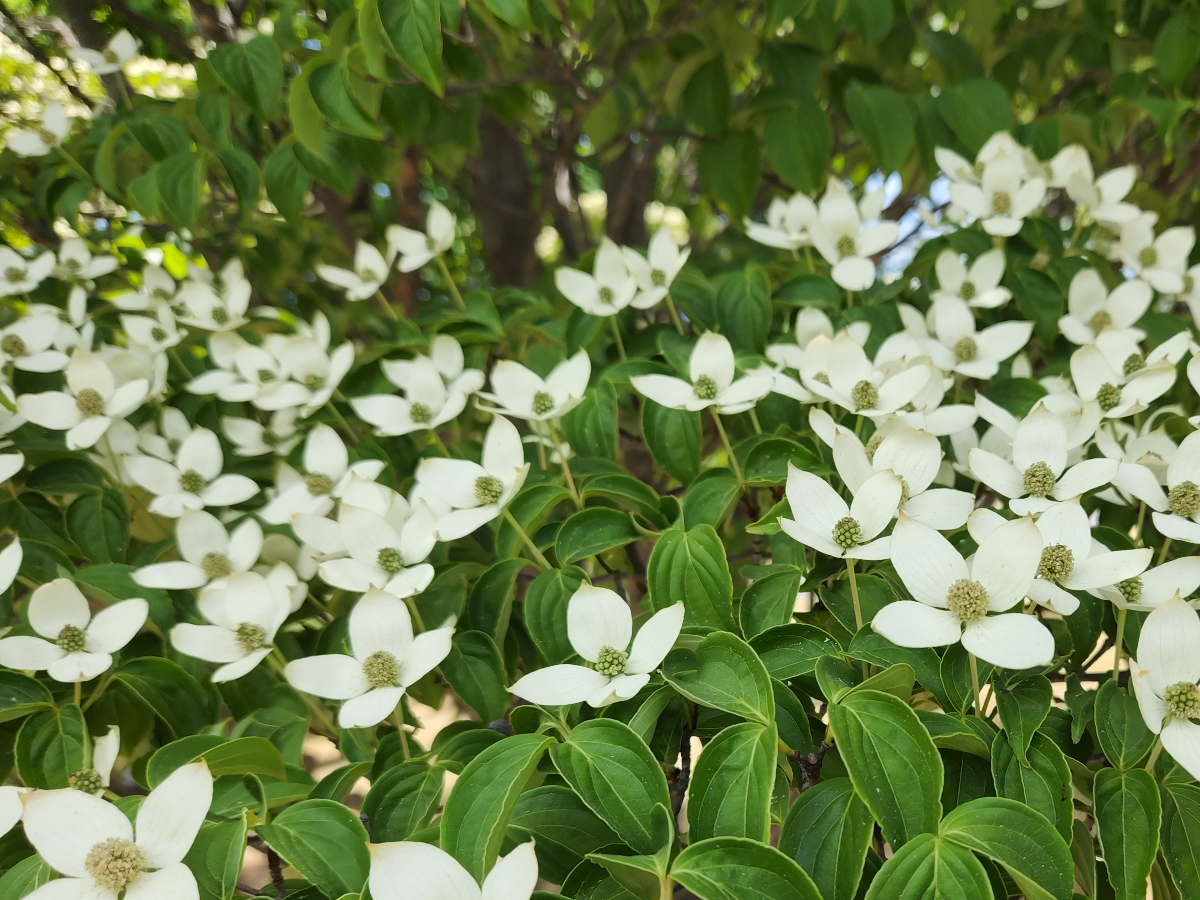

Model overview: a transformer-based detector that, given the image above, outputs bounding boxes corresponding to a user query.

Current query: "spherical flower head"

[235,622,266,652]
[5,266,25,284]
[1096,383,1122,412]
[1037,544,1074,583]
[211,306,230,326]
[532,391,555,416]
[851,380,878,410]
[376,547,404,574]
[1090,310,1112,333]
[1,335,26,357]
[991,191,1011,215]
[305,473,333,496]
[947,578,988,623]
[85,837,146,892]
[864,432,884,463]
[179,470,208,493]
[56,624,86,652]
[1138,246,1158,268]
[1023,461,1056,497]
[475,475,504,505]
[409,402,432,424]
[304,374,325,391]
[897,477,910,507]
[363,649,400,688]
[650,268,666,286]
[593,645,629,677]
[836,235,856,256]
[1123,353,1145,376]
[151,327,168,342]
[693,374,718,400]
[960,281,976,301]
[1165,681,1200,721]
[70,766,102,794]
[75,388,105,417]
[813,371,831,386]
[599,286,614,303]
[201,551,231,579]
[1168,481,1200,518]
[832,515,864,550]
[953,337,978,362]
[1117,576,1142,605]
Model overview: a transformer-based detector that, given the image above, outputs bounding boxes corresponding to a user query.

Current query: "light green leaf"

[1094,767,1161,900]
[378,0,443,96]
[844,82,915,173]
[361,761,444,842]
[863,833,991,900]
[184,815,247,900]
[155,151,205,228]
[994,674,1052,766]
[556,509,640,566]
[662,631,774,725]
[670,837,822,900]
[646,525,735,630]
[209,35,283,118]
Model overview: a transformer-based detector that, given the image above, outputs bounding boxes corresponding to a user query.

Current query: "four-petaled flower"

[1130,596,1200,782]
[631,332,774,414]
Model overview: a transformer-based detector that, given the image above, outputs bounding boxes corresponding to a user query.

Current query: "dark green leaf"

[671,837,822,900]
[361,761,444,841]
[646,525,735,631]
[1095,678,1156,770]
[66,489,128,564]
[524,566,587,664]
[990,732,1073,841]
[844,82,915,173]
[15,704,85,789]
[687,722,776,842]
[556,509,640,566]
[641,402,701,484]
[863,833,992,900]
[256,800,370,897]
[1094,767,1161,900]
[778,777,873,900]
[440,631,511,723]
[662,631,775,725]
[994,675,1052,766]
[209,35,283,118]
[764,100,831,193]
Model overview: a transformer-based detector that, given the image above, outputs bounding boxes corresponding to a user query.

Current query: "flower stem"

[57,146,92,182]
[403,595,426,633]
[426,429,450,457]
[969,652,984,719]
[502,507,552,571]
[435,256,466,309]
[82,674,112,711]
[748,408,763,435]
[709,410,742,482]
[845,558,863,631]
[609,316,627,361]
[1158,538,1173,565]
[1145,737,1162,773]
[373,289,400,321]
[665,296,685,334]
[546,419,581,508]
[393,705,411,761]
[1135,502,1146,547]
[1113,607,1127,682]
[74,679,81,708]
[325,401,360,442]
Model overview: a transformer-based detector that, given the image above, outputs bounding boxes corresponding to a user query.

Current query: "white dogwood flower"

[286,587,454,728]
[555,238,639,316]
[873,514,1052,669]
[125,427,258,518]
[623,228,690,308]
[0,313,71,372]
[414,415,531,541]
[744,193,816,250]
[808,180,898,291]
[369,840,537,900]
[932,248,1011,309]
[72,725,121,796]
[477,350,590,423]
[354,338,483,436]
[222,408,301,457]
[631,332,773,415]
[121,307,187,353]
[387,201,456,273]
[1053,152,1140,227]
[316,240,391,301]
[174,260,251,332]
[133,510,263,590]
[1070,335,1176,420]
[968,404,1119,515]
[21,760,212,900]
[1058,270,1152,346]
[17,350,149,450]
[57,239,118,281]
[259,424,385,524]
[171,572,291,682]
[1130,596,1200,781]
[0,537,21,598]
[1097,557,1200,612]
[113,264,177,312]
[0,247,55,296]
[509,584,684,707]
[801,333,932,419]
[925,296,1032,379]
[0,579,147,683]
[279,336,355,416]
[7,104,71,157]
[1152,431,1200,544]
[780,464,902,560]
[949,155,1046,236]
[69,29,139,73]
[1118,217,1194,295]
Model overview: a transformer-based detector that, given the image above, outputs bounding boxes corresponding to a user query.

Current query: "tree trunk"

[467,109,541,287]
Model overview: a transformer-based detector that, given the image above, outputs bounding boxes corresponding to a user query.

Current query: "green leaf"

[555,509,640,566]
[935,78,1011,156]
[184,816,247,900]
[579,474,663,524]
[495,484,572,560]
[922,29,983,82]
[1155,11,1200,84]
[311,761,373,802]
[641,401,701,484]
[1161,781,1200,899]
[147,736,286,786]
[0,854,51,899]
[113,658,209,738]
[443,733,554,879]
[256,800,370,898]
[818,574,896,634]
[1095,678,1156,770]
[681,469,740,530]
[309,60,383,138]
[153,151,204,228]
[524,566,587,664]
[0,672,53,724]
[764,100,831,193]
[749,623,841,680]
[15,704,85,789]
[662,631,774,725]
[378,0,443,96]
[778,778,873,900]
[682,57,730,136]
[468,558,529,645]
[715,267,771,353]
[740,569,803,639]
[828,689,943,848]
[213,148,261,211]
[742,439,824,487]
[263,144,312,222]
[670,837,822,900]
[24,459,105,495]
[990,732,1073,841]
[482,0,532,30]
[561,382,619,460]
[645,525,734,630]
[863,833,992,900]
[550,719,671,855]
[209,35,283,118]
[195,92,231,146]
[844,82,915,173]
[509,785,621,884]
[848,0,893,45]
[994,675,1052,766]
[697,132,761,219]
[1011,267,1064,345]
[939,797,1074,900]
[359,0,389,80]
[360,761,444,841]
[440,631,511,723]
[1095,767,1161,900]
[979,376,1049,419]
[66,488,128,564]
[687,722,776,843]
[126,114,192,161]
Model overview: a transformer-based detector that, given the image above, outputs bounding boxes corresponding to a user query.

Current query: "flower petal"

[339,686,405,728]
[136,761,212,867]
[124,862,198,900]
[85,599,148,654]
[890,514,967,609]
[350,588,414,662]
[369,841,481,900]
[482,841,538,900]
[567,584,632,662]
[23,788,132,877]
[29,578,91,639]
[286,654,369,700]
[971,516,1042,612]
[625,603,685,674]
[0,636,65,671]
[509,664,610,706]
[871,600,962,648]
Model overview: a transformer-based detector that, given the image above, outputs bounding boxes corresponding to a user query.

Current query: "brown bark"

[186,0,236,44]
[603,135,659,247]
[467,109,541,287]
[393,145,425,316]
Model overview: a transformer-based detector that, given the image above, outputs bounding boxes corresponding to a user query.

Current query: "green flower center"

[593,645,628,677]
[650,268,666,286]
[947,578,989,623]
[1138,247,1158,269]
[898,476,910,507]
[151,327,168,342]
[235,622,266,652]
[836,234,856,257]
[1123,354,1145,376]
[152,287,170,302]
[1037,543,1074,583]
[56,624,87,653]
[4,267,24,283]
[102,48,120,64]
[1097,383,1122,412]
[1023,461,1056,497]
[1117,577,1142,605]
[960,281,976,301]
[1,335,27,357]
[475,475,504,505]
[200,552,231,579]
[37,128,57,146]
[693,374,718,400]
[262,431,282,447]
[305,473,333,495]
[257,368,276,383]
[532,391,555,416]
[70,767,102,794]
[1165,681,1200,721]
[377,547,404,574]
[75,388,105,417]
[953,337,978,362]
[363,650,400,688]
[598,286,614,303]
[359,268,379,283]
[1168,481,1200,518]
[85,838,145,892]
[304,374,325,391]
[864,432,884,463]
[178,469,207,493]
[851,380,878,410]
[211,306,229,325]
[814,371,831,386]
[832,516,863,550]
[425,235,438,251]
[1185,275,1195,294]
[990,191,1012,215]
[1090,310,1112,333]
[409,402,432,424]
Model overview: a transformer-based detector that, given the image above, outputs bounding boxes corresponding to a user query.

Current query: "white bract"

[286,587,454,727]
[1048,147,1139,226]
[1151,431,1200,544]
[631,332,773,415]
[7,104,71,157]
[387,201,456,273]
[17,350,149,450]
[1117,217,1194,294]
[1058,270,1152,346]
[1097,557,1200,612]
[873,514,1052,669]
[0,248,56,296]
[780,464,902,560]
[801,333,932,419]
[353,335,484,436]
[0,313,70,373]
[369,840,537,900]
[1130,596,1200,781]
[744,193,816,250]
[259,424,385,523]
[555,238,639,316]
[949,155,1046,236]
[808,179,898,291]
[925,295,1032,379]
[69,28,139,73]
[0,579,147,682]
[477,350,590,423]
[133,510,263,590]
[316,240,392,301]
[223,408,301,457]
[509,584,684,707]
[623,228,690,308]
[125,427,258,517]
[57,239,118,281]
[1070,333,1177,420]
[932,249,1011,309]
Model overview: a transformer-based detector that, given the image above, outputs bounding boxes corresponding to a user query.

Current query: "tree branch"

[0,7,93,106]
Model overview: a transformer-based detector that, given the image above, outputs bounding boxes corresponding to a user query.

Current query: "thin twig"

[0,8,94,105]
[267,849,287,898]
